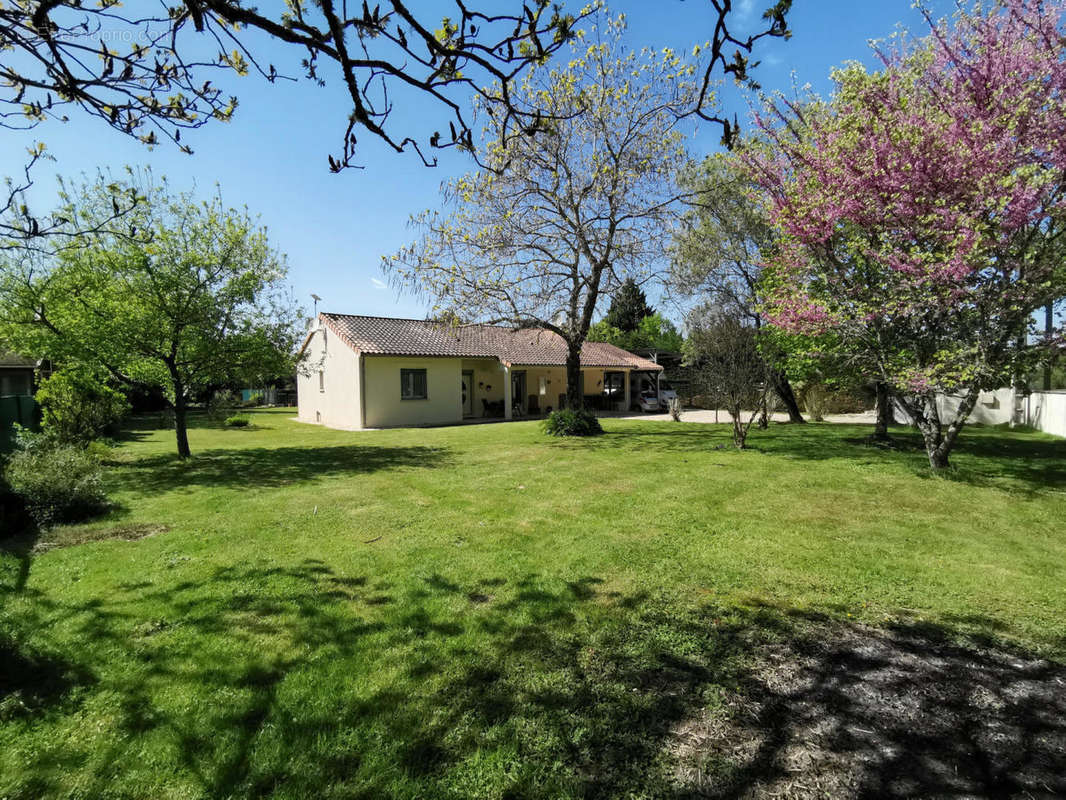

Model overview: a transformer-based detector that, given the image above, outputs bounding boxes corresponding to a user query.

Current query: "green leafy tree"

[604,279,654,332]
[35,367,130,446]
[672,152,805,423]
[386,15,699,408]
[0,174,302,458]
[587,313,683,353]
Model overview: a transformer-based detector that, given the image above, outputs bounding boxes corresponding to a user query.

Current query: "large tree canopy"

[385,14,698,407]
[0,173,302,458]
[747,0,1066,468]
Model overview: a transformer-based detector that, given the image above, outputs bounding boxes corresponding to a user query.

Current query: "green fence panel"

[0,394,39,452]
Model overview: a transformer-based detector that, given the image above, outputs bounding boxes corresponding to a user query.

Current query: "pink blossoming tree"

[748,0,1066,469]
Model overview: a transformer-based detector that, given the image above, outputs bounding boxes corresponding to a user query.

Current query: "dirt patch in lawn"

[34,523,171,552]
[669,621,1066,798]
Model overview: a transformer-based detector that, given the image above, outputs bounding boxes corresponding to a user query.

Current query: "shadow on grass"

[108,444,453,494]
[560,421,1066,493]
[2,559,1063,798]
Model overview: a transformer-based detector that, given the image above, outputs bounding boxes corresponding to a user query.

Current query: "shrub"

[801,382,830,422]
[542,408,603,437]
[36,368,130,445]
[207,390,240,421]
[4,443,106,526]
[224,414,251,428]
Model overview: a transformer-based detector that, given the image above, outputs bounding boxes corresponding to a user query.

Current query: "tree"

[385,15,698,408]
[684,306,768,448]
[603,278,654,332]
[0,174,302,458]
[1,1,791,243]
[747,0,1066,469]
[672,152,805,423]
[587,312,684,353]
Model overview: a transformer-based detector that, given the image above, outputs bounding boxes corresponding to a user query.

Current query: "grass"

[1,409,1064,798]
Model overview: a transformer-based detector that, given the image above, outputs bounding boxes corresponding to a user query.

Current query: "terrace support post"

[624,370,631,412]
[503,365,512,420]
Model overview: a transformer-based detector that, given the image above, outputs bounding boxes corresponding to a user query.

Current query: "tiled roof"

[317,314,663,370]
[0,352,35,368]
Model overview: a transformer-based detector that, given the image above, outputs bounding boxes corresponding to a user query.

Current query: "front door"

[462,370,474,417]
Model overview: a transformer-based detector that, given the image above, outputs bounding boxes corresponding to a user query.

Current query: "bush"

[4,443,106,526]
[542,408,603,437]
[801,382,830,422]
[224,414,251,428]
[36,368,130,445]
[207,390,240,421]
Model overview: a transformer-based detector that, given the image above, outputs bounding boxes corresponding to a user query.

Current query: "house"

[0,353,36,398]
[297,313,664,430]
[0,354,39,449]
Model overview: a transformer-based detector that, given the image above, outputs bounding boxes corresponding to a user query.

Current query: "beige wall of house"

[299,328,653,430]
[297,327,363,429]
[363,355,464,428]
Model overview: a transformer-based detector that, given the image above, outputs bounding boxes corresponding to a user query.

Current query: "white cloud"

[737,0,757,21]
[370,277,388,290]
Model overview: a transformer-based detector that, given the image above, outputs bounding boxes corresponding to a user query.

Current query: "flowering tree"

[385,16,698,408]
[748,0,1066,469]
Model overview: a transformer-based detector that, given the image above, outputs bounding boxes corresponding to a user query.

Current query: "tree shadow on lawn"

[2,559,1064,799]
[106,443,453,494]
[571,422,1066,494]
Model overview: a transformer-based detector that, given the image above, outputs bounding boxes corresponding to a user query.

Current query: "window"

[401,368,428,400]
[318,370,325,392]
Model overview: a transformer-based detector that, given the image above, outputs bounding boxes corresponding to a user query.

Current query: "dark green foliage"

[4,440,106,526]
[36,368,130,445]
[224,415,251,428]
[604,278,655,332]
[542,409,603,437]
[586,312,684,353]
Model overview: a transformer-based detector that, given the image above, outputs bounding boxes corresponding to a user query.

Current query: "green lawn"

[2,410,1064,798]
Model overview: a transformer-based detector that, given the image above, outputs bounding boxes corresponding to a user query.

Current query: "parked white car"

[632,378,677,412]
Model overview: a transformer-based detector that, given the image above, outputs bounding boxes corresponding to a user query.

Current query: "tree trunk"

[565,342,583,410]
[170,369,191,459]
[757,395,769,429]
[730,402,747,448]
[897,389,978,471]
[771,369,805,423]
[873,382,895,440]
[1045,302,1054,391]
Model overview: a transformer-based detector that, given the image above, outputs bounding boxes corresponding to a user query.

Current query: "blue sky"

[3,1,955,321]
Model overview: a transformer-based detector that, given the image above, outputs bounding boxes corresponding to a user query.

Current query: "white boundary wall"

[930,388,1066,437]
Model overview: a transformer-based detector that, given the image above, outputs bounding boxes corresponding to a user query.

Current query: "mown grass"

[1,410,1064,798]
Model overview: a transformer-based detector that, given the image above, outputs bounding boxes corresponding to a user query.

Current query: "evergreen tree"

[604,279,655,333]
